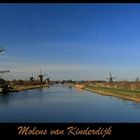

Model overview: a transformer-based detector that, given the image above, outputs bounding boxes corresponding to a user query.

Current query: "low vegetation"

[9,79,48,92]
[83,81,140,102]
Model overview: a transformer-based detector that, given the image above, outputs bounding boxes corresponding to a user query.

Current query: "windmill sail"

[0,70,10,79]
[107,72,117,83]
[0,48,5,54]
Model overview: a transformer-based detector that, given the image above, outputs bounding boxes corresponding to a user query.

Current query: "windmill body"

[38,70,46,83]
[108,73,116,83]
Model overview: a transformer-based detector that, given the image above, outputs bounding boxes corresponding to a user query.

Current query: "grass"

[84,85,140,102]
[13,84,48,91]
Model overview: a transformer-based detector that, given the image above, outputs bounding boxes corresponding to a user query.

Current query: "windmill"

[136,77,139,83]
[46,77,51,84]
[107,72,117,83]
[0,47,10,79]
[0,70,10,79]
[0,48,5,54]
[38,69,46,83]
[0,46,5,54]
[30,73,34,81]
[0,47,5,54]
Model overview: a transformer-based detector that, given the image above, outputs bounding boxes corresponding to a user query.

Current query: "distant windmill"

[136,77,139,83]
[46,77,51,84]
[38,69,46,83]
[107,72,117,83]
[0,46,5,54]
[30,73,34,81]
[0,70,10,79]
[0,47,9,80]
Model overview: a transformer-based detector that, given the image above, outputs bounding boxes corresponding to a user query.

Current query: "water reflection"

[35,88,43,93]
[0,93,17,107]
[75,87,84,92]
[0,94,10,107]
[0,85,140,122]
[131,102,140,110]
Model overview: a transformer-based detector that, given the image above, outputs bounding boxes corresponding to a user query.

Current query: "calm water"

[0,84,140,122]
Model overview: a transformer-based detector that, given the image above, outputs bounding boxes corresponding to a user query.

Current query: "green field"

[84,85,140,102]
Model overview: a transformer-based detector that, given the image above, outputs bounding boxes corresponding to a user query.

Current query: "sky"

[0,3,140,81]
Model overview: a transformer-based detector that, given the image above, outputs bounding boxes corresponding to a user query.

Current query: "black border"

[0,2,140,140]
[0,123,139,139]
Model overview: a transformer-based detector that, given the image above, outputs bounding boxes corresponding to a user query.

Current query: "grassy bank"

[84,85,140,102]
[13,84,48,92]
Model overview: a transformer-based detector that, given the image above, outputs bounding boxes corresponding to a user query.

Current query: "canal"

[0,84,140,122]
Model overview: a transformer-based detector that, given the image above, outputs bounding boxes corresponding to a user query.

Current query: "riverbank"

[12,84,49,92]
[84,85,140,103]
[75,84,84,89]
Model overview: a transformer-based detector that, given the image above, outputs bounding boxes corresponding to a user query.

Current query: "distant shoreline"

[13,84,49,92]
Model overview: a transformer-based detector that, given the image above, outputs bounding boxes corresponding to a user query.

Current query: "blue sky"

[0,3,140,81]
